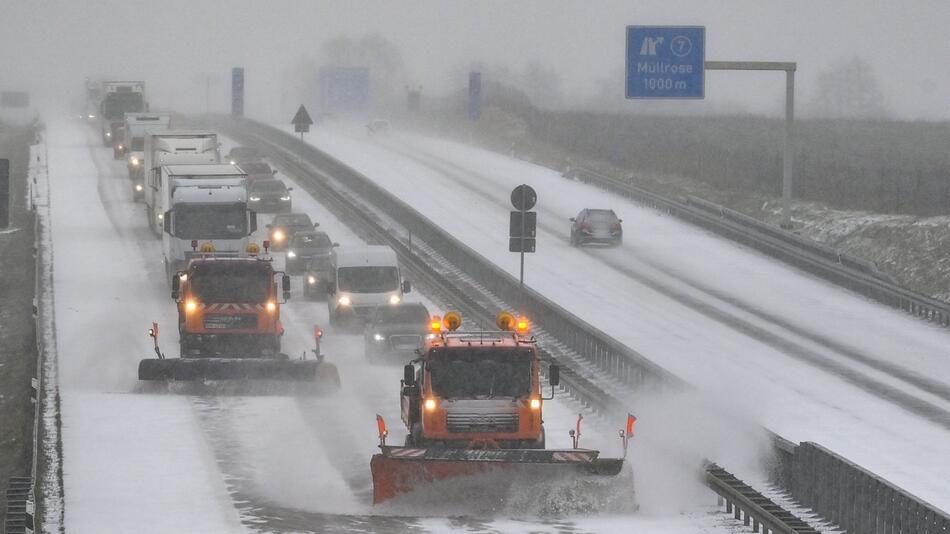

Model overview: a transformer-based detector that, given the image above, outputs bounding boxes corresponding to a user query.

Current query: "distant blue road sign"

[468,72,481,121]
[231,67,244,117]
[626,26,705,99]
[319,67,370,114]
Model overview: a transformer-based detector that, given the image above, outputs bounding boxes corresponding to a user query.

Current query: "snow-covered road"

[290,122,950,513]
[42,117,743,533]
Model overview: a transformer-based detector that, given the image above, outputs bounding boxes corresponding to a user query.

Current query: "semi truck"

[99,80,146,146]
[123,113,171,200]
[144,130,220,234]
[158,164,256,279]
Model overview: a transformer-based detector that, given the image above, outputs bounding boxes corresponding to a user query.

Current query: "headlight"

[185,299,198,313]
[157,213,164,220]
[266,301,276,312]
[87,114,96,119]
[287,250,296,258]
[373,333,385,341]
[249,196,260,201]
[307,276,316,285]
[424,398,437,412]
[178,273,188,282]
[389,295,401,305]
[106,132,111,137]
[131,157,139,166]
[530,398,541,410]
[135,184,143,191]
[280,195,291,201]
[338,295,351,306]
[272,230,285,242]
[230,160,236,165]
[117,145,123,151]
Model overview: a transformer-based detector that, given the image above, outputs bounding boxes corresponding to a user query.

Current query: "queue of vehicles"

[80,86,633,505]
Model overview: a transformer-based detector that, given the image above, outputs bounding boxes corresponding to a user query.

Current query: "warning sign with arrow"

[292,105,313,134]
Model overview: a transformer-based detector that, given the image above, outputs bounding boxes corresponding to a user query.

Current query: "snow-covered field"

[289,121,950,513]
[40,117,745,533]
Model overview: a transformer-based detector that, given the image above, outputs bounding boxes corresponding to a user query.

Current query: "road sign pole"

[782,68,795,229]
[519,188,526,292]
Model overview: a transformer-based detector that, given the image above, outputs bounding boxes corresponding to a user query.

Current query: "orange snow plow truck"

[370,311,633,503]
[138,254,338,384]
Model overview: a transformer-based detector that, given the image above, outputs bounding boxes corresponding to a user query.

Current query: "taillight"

[612,223,621,232]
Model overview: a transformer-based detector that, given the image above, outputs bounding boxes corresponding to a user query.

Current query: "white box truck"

[159,164,258,279]
[123,113,170,200]
[99,81,146,146]
[144,130,220,234]
[326,245,411,328]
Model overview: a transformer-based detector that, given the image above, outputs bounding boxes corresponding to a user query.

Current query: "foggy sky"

[2,0,949,120]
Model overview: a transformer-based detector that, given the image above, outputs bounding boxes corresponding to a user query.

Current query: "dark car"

[570,208,623,246]
[303,253,335,300]
[286,230,336,275]
[363,303,430,362]
[266,212,317,251]
[225,146,263,165]
[240,161,278,187]
[248,179,292,213]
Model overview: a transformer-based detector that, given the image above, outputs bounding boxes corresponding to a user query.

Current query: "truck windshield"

[101,93,144,120]
[189,266,269,303]
[337,266,398,293]
[175,204,247,239]
[428,347,532,399]
[130,137,144,151]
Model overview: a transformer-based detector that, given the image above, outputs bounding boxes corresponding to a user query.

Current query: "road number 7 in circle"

[671,35,692,57]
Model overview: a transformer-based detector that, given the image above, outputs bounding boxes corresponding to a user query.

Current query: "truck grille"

[389,335,422,350]
[203,314,258,330]
[446,413,519,433]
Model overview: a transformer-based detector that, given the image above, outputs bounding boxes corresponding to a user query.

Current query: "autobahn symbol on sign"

[626,26,705,99]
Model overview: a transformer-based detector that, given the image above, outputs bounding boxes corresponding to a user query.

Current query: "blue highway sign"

[626,26,705,99]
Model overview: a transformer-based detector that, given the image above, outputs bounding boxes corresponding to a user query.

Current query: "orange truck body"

[176,257,284,355]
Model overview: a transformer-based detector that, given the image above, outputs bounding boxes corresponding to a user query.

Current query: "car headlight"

[280,195,291,201]
[389,295,401,305]
[338,295,351,306]
[373,333,385,341]
[287,250,296,258]
[272,230,284,242]
[249,196,260,201]
[106,132,111,137]
[130,157,139,166]
[307,275,317,285]
[87,114,96,119]
[135,184,143,191]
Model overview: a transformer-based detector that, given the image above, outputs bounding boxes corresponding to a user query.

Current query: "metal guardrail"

[568,166,950,328]
[219,117,825,533]
[789,443,950,534]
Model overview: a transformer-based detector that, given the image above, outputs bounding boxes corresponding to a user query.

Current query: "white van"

[327,246,411,327]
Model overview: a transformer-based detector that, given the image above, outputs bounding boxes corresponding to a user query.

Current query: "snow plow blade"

[370,446,624,504]
[138,358,337,382]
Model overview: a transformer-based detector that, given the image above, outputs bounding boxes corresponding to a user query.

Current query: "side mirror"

[287,187,294,192]
[618,219,623,223]
[569,217,575,222]
[249,211,257,234]
[171,273,180,300]
[163,212,172,234]
[549,365,560,386]
[272,169,278,175]
[314,222,320,227]
[401,280,411,293]
[403,364,415,386]
[282,274,291,300]
[333,242,340,247]
[265,223,272,229]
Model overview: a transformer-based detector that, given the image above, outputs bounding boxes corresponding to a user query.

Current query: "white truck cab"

[160,164,257,279]
[144,130,220,234]
[327,246,411,328]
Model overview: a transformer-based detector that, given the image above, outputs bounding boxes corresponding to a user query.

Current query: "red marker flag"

[626,414,637,436]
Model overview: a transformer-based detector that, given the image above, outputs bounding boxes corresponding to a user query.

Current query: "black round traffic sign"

[510,184,537,211]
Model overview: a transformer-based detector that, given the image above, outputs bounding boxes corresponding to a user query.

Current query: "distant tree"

[812,57,888,118]
[521,60,562,109]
